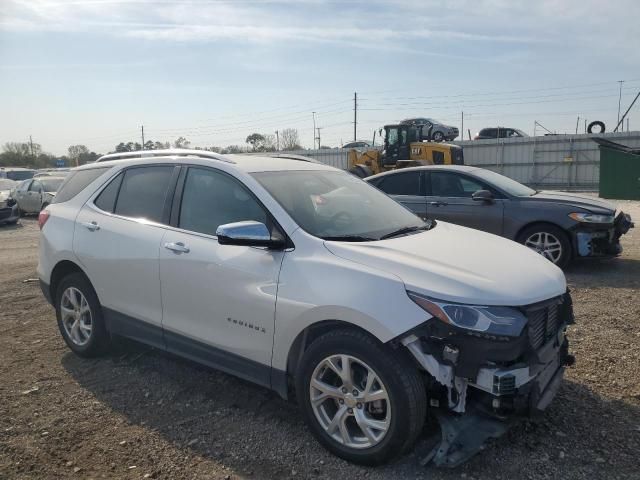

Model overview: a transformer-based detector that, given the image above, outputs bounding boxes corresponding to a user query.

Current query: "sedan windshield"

[40,177,65,192]
[471,169,536,197]
[253,170,429,241]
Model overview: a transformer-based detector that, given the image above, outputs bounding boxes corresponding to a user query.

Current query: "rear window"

[52,167,110,204]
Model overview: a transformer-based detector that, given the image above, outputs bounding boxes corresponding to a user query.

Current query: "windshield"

[0,179,16,190]
[471,169,536,197]
[40,178,65,192]
[5,170,35,181]
[253,170,428,241]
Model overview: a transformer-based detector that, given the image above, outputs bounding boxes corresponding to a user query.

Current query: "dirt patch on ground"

[1,203,639,479]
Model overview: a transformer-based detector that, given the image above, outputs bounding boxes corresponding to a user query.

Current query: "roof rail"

[96,149,234,164]
[267,153,321,164]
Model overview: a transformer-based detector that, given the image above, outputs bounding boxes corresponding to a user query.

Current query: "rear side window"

[94,173,123,213]
[377,171,421,196]
[53,167,110,204]
[114,166,174,223]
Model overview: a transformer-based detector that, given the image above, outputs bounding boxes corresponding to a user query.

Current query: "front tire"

[296,329,426,465]
[55,273,110,357]
[432,131,444,142]
[517,224,571,268]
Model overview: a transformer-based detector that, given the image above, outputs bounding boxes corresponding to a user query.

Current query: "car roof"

[0,167,36,171]
[90,149,336,173]
[365,165,481,181]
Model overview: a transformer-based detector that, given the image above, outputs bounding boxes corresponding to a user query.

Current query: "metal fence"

[282,132,640,191]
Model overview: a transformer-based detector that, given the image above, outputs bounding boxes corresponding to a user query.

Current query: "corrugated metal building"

[283,132,640,191]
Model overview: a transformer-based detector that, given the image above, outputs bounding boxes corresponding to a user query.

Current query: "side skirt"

[103,308,288,398]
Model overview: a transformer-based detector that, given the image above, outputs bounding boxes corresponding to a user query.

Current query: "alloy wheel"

[60,287,93,346]
[524,231,563,264]
[309,354,391,449]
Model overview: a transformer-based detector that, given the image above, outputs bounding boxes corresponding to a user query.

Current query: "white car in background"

[37,150,574,467]
[13,176,65,214]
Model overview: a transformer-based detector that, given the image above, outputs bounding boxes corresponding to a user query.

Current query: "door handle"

[164,242,190,254]
[81,221,100,232]
[429,201,448,207]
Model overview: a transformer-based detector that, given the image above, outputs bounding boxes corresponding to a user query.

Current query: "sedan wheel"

[432,131,444,141]
[310,354,391,449]
[60,287,93,346]
[524,232,563,264]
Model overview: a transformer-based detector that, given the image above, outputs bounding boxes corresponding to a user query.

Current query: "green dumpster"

[593,138,640,200]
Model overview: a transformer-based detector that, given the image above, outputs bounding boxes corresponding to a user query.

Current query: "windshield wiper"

[379,224,430,240]
[323,235,376,242]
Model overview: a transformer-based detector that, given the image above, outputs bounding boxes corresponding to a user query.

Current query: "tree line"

[0,128,303,169]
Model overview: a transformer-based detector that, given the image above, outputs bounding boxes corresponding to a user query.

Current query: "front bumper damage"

[402,292,575,467]
[573,211,634,258]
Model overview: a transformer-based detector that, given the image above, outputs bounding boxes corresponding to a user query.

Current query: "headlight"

[407,291,527,337]
[569,212,614,223]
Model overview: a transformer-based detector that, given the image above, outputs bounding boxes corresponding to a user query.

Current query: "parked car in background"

[0,167,36,181]
[399,118,459,142]
[38,150,572,467]
[366,165,633,268]
[474,127,528,140]
[13,176,66,214]
[342,141,371,149]
[0,179,19,225]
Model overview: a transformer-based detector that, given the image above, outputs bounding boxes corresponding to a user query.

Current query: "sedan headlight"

[407,291,527,337]
[569,212,614,223]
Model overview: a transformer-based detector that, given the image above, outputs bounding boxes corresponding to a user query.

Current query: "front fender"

[271,234,429,371]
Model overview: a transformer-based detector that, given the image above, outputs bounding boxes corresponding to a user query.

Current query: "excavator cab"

[382,124,416,166]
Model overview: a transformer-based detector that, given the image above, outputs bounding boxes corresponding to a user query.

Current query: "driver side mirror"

[471,190,494,203]
[216,221,286,249]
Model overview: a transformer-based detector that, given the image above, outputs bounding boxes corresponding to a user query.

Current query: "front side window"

[17,180,30,192]
[430,172,484,198]
[29,181,42,192]
[114,166,174,223]
[377,171,421,196]
[179,167,267,236]
[254,170,426,241]
[387,128,399,146]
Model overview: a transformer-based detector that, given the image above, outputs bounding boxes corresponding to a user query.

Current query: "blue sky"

[1,0,639,155]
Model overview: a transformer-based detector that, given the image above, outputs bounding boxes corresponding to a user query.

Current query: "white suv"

[38,150,574,466]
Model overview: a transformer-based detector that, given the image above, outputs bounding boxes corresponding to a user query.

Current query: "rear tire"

[55,273,110,357]
[517,224,571,268]
[295,328,426,465]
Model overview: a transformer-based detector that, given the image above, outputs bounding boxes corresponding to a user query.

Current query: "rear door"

[73,165,178,346]
[13,180,31,210]
[426,171,504,234]
[372,170,427,220]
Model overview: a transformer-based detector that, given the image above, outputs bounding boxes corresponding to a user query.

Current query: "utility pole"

[461,111,464,141]
[312,112,317,150]
[275,130,279,151]
[316,127,323,149]
[29,135,34,158]
[353,92,358,142]
[141,125,145,150]
[617,80,625,128]
[575,116,580,134]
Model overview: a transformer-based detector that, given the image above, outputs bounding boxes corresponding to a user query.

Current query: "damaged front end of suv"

[398,290,575,467]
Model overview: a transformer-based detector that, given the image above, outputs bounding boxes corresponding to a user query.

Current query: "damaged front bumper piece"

[401,294,575,467]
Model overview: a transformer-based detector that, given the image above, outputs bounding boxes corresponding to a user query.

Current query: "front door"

[159,166,284,388]
[23,180,43,213]
[426,171,504,235]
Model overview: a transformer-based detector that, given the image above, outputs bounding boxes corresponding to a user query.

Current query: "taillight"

[38,210,50,230]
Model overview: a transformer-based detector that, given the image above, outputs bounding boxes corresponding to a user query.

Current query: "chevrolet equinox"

[38,150,574,466]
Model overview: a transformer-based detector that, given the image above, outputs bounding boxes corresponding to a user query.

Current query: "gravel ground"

[0,201,639,480]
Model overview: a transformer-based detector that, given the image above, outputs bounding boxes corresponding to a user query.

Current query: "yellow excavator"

[348,124,464,177]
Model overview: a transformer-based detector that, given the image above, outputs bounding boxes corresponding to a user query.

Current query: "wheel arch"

[49,260,90,305]
[283,320,386,399]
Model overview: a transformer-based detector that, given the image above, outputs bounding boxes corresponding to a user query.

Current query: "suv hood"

[324,222,566,306]
[524,191,616,214]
